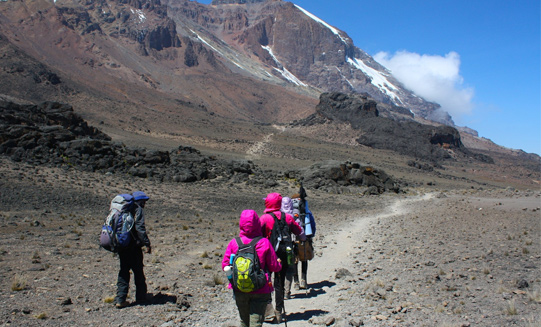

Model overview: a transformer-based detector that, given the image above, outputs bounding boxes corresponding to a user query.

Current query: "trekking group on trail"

[99,185,316,326]
[223,186,317,326]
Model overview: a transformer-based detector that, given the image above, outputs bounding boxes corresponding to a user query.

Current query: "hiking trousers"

[234,291,271,327]
[116,246,147,303]
[273,261,289,313]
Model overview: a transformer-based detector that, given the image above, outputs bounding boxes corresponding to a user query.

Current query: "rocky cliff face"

[296,93,492,163]
[171,0,451,125]
[211,0,268,4]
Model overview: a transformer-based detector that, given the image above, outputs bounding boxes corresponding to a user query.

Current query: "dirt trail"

[282,194,434,326]
[246,125,286,159]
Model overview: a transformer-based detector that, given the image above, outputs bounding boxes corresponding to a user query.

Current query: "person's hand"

[277,258,281,263]
[144,245,152,254]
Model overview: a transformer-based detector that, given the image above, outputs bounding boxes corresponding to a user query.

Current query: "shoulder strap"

[248,236,263,247]
[270,212,291,237]
[269,211,286,226]
[235,237,244,249]
[235,236,262,250]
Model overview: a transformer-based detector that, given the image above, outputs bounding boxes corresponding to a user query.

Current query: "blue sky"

[197,0,540,155]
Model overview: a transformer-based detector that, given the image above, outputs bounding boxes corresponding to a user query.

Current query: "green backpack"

[232,237,267,292]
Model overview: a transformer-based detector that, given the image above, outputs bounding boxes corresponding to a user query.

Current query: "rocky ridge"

[0,100,400,194]
[295,92,494,163]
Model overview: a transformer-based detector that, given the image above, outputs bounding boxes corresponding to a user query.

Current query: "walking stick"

[303,243,308,296]
[282,302,288,327]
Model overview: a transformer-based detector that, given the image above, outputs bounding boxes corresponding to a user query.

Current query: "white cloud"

[374,51,474,118]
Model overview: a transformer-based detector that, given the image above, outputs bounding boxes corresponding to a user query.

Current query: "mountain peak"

[211,0,273,4]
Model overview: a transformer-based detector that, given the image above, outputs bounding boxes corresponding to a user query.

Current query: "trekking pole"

[282,303,288,327]
[303,243,308,296]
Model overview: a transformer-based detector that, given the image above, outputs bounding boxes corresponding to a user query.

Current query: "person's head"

[239,209,262,238]
[132,191,149,207]
[281,197,293,214]
[264,192,282,212]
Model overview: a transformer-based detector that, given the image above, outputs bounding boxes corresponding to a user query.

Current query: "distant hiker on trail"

[260,192,306,323]
[222,210,282,327]
[115,191,152,309]
[281,196,303,299]
[292,185,316,290]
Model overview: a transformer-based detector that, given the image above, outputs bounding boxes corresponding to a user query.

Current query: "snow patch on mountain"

[347,57,404,105]
[131,8,146,23]
[191,29,246,70]
[294,5,348,44]
[263,45,307,86]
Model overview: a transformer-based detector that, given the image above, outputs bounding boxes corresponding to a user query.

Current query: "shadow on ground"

[290,280,336,299]
[286,309,329,322]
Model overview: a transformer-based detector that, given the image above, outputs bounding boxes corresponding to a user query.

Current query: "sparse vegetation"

[213,274,225,286]
[11,275,27,291]
[504,300,518,315]
[34,312,48,320]
[527,287,541,303]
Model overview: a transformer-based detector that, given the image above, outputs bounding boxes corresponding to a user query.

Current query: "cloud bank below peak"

[374,51,474,120]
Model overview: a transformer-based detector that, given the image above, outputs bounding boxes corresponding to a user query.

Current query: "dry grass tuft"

[527,287,541,303]
[213,274,225,286]
[504,300,518,315]
[34,312,48,319]
[11,275,27,291]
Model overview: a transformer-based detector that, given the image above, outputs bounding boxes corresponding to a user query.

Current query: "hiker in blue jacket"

[115,191,152,308]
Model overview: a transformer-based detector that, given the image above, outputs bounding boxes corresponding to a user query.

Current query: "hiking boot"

[293,282,300,290]
[300,279,307,289]
[285,292,291,299]
[115,301,130,309]
[274,310,282,324]
[264,303,276,322]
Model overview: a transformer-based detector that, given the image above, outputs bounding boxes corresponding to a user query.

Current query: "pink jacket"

[260,193,306,241]
[222,210,282,294]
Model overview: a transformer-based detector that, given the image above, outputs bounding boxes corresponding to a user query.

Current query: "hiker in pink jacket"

[259,192,306,323]
[222,209,282,327]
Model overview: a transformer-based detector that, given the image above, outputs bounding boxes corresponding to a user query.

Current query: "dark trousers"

[301,260,308,276]
[235,291,271,327]
[116,246,147,303]
[273,257,289,313]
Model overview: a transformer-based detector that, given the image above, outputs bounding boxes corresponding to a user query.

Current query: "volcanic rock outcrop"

[297,92,494,163]
[0,100,400,194]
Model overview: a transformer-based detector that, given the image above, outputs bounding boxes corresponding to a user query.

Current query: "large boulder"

[298,160,400,194]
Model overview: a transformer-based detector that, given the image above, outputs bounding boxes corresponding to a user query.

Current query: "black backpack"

[269,212,293,258]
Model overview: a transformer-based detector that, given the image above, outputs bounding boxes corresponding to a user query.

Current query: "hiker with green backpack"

[260,192,306,323]
[222,209,282,327]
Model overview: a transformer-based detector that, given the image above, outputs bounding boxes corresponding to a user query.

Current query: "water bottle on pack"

[286,246,293,265]
[224,265,233,281]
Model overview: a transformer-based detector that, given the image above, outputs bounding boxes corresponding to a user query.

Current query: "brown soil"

[0,147,539,326]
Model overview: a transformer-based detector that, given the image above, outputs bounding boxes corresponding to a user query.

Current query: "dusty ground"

[0,155,539,327]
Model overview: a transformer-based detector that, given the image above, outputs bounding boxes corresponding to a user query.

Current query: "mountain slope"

[0,0,537,167]
[0,0,318,132]
[169,0,450,124]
